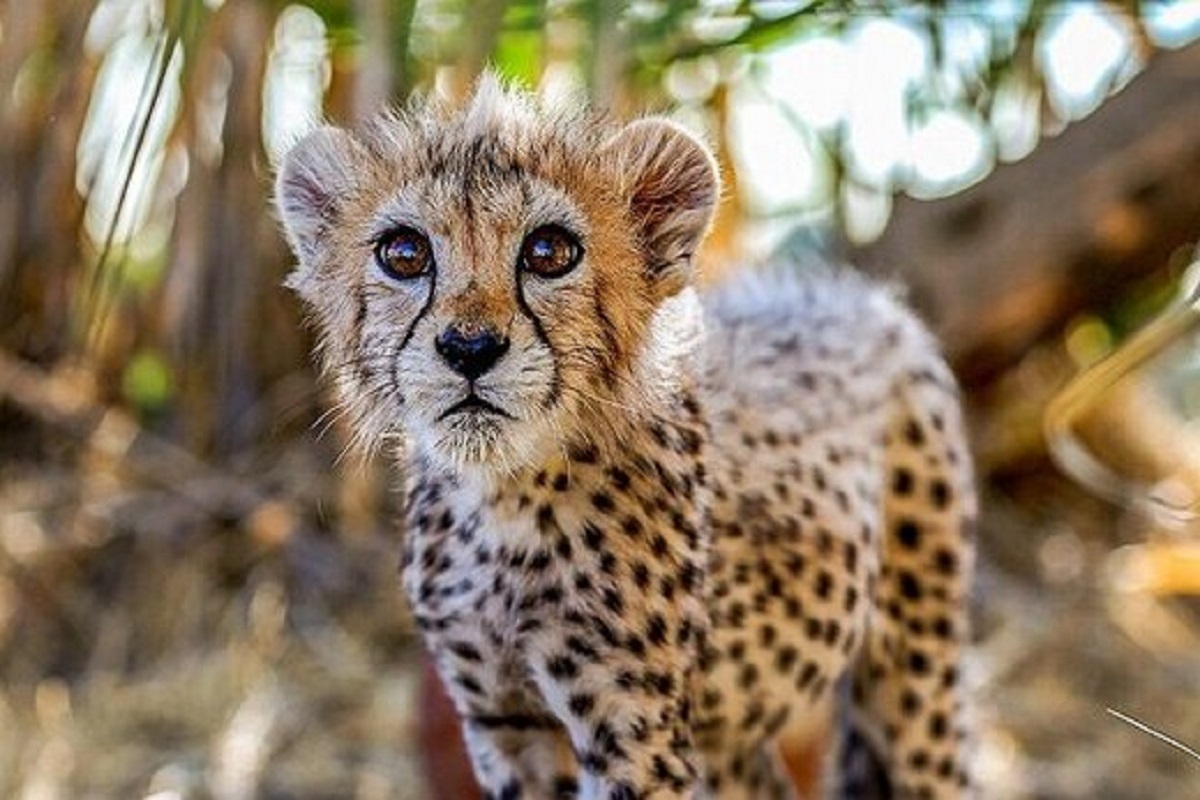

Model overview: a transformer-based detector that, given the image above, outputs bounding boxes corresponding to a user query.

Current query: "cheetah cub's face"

[276,78,718,472]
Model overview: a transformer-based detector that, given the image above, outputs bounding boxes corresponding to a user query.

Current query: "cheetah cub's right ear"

[604,118,720,299]
[274,126,367,295]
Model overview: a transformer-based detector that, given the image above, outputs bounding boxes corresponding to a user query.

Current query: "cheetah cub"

[276,76,976,799]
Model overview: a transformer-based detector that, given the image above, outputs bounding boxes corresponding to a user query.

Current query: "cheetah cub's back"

[275,75,976,799]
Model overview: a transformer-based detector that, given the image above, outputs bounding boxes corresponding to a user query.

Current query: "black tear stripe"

[515,277,563,408]
[352,282,369,384]
[591,293,622,391]
[389,270,437,397]
[511,177,563,408]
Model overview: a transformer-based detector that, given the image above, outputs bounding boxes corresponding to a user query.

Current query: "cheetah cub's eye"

[374,227,433,280]
[520,225,583,278]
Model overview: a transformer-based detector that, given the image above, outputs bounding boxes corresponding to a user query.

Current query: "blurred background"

[3,0,1200,797]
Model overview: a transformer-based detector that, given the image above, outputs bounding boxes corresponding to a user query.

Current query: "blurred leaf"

[122,349,173,411]
[493,27,543,87]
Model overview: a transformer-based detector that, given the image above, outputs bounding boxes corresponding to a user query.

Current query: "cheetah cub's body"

[276,77,976,799]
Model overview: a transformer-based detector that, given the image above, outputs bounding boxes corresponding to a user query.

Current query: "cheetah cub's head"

[276,76,718,474]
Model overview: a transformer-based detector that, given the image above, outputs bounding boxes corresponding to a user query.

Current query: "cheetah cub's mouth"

[438,393,515,422]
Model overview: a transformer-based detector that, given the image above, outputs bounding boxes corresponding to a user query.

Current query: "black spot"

[783,596,803,619]
[898,570,923,601]
[930,478,951,508]
[904,418,926,446]
[603,588,625,613]
[650,534,670,559]
[632,563,651,589]
[934,548,959,575]
[581,751,608,775]
[570,442,599,463]
[775,645,799,673]
[553,776,579,798]
[759,624,777,648]
[895,518,922,550]
[591,492,616,513]
[556,535,574,560]
[582,523,605,551]
[646,613,668,646]
[471,712,557,731]
[607,466,632,491]
[456,673,484,695]
[566,635,598,660]
[449,641,483,662]
[608,782,636,800]
[569,692,596,717]
[547,655,579,679]
[797,661,819,688]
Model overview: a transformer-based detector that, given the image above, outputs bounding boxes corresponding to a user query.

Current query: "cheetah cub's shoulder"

[276,75,976,799]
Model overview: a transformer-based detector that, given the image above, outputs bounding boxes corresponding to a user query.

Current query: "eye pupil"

[522,225,582,278]
[375,227,431,279]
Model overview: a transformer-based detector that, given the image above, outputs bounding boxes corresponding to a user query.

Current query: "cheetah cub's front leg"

[275,74,976,799]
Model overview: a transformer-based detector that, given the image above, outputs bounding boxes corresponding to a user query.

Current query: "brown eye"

[520,225,583,278]
[374,227,432,279]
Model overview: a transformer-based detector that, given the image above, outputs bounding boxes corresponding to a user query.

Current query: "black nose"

[435,326,510,380]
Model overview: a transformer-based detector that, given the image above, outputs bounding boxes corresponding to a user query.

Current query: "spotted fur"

[276,76,977,799]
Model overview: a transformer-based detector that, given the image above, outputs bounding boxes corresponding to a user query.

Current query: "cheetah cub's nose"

[435,326,510,380]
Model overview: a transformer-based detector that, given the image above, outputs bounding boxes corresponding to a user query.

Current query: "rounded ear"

[604,118,720,296]
[274,126,364,290]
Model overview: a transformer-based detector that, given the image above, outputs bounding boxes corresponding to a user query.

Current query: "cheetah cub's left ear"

[604,118,720,299]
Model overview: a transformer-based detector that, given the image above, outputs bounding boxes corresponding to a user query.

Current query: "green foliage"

[122,349,174,412]
[492,26,543,87]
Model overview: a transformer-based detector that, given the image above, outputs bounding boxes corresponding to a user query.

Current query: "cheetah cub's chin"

[277,74,977,800]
